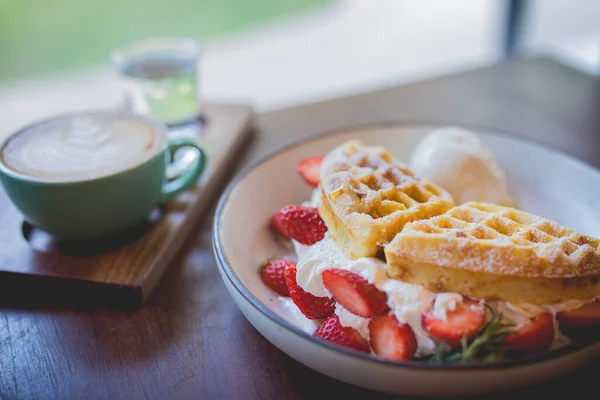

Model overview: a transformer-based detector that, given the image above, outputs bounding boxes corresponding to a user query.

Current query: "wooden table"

[1,57,599,400]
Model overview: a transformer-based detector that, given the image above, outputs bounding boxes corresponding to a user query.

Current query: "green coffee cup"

[0,111,206,240]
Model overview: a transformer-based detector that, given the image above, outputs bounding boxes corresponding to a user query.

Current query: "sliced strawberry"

[260,259,292,296]
[422,299,486,348]
[558,302,600,329]
[322,269,389,318]
[284,262,335,319]
[369,314,417,361]
[297,156,323,187]
[269,205,327,245]
[503,313,554,354]
[313,315,370,353]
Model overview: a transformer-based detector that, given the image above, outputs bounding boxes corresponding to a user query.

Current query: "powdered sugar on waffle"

[392,202,600,278]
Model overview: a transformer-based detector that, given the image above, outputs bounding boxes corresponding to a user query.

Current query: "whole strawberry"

[284,262,335,319]
[270,205,327,245]
[314,315,370,353]
[260,259,292,296]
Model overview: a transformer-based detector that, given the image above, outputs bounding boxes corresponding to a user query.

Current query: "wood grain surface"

[1,57,599,400]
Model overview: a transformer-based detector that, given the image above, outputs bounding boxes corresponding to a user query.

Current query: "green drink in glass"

[112,37,201,126]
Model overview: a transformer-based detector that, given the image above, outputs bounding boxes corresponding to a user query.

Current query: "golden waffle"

[318,140,454,259]
[385,202,600,304]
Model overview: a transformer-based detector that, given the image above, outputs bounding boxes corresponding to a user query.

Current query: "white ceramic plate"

[213,123,600,397]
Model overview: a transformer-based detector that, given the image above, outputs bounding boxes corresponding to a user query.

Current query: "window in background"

[0,0,329,82]
[518,0,600,75]
[0,0,597,133]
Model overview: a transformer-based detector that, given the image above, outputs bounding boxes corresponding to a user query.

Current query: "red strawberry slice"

[369,314,417,361]
[260,259,292,296]
[269,205,327,245]
[422,299,485,348]
[297,156,323,187]
[503,313,554,354]
[313,315,370,353]
[322,269,389,318]
[284,262,335,320]
[557,302,600,329]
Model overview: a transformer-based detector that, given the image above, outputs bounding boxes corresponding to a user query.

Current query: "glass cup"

[111,37,201,126]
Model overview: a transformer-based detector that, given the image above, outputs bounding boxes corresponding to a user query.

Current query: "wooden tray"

[0,103,253,308]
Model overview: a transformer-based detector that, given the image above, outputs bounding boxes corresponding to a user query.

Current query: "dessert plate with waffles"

[213,124,600,397]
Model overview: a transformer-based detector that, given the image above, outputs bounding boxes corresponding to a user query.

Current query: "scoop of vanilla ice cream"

[409,127,512,205]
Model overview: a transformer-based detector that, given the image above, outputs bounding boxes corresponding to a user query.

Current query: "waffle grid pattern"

[319,140,454,259]
[408,202,600,259]
[326,144,450,220]
[385,201,600,302]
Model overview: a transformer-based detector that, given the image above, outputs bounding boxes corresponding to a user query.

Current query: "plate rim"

[213,120,600,371]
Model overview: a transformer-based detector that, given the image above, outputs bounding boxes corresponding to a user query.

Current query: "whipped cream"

[493,299,592,328]
[278,296,320,333]
[294,189,450,354]
[294,235,447,355]
[431,293,463,321]
[336,303,371,342]
[492,299,594,350]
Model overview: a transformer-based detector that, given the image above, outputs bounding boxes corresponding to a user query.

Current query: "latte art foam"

[1,114,163,180]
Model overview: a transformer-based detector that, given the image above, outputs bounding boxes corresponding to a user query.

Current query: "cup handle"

[161,136,206,203]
